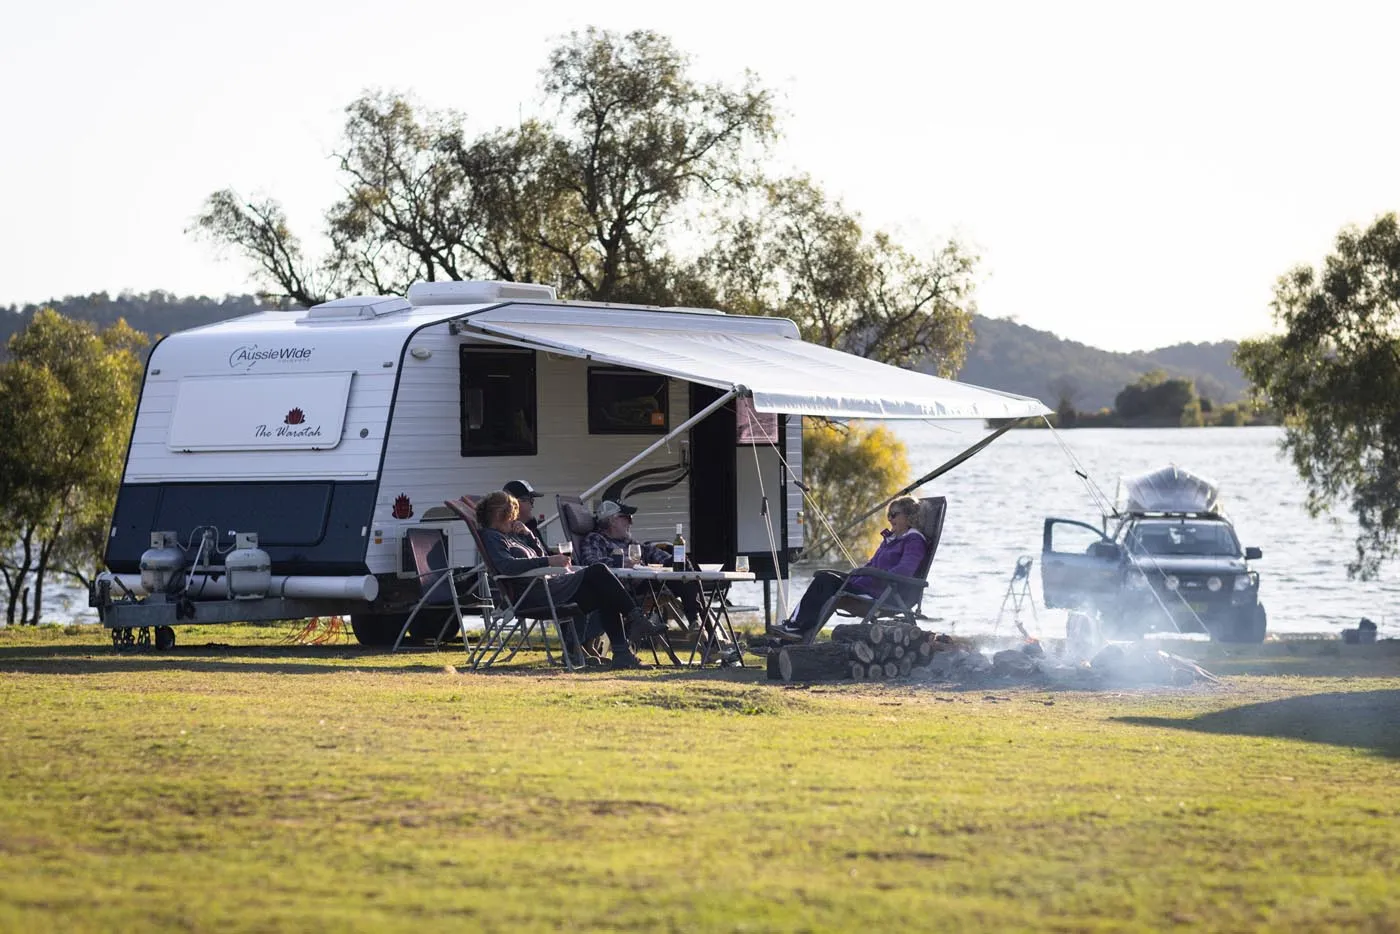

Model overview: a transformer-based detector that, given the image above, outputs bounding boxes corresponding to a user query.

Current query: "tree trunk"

[5,527,35,626]
[779,643,852,682]
[29,521,60,626]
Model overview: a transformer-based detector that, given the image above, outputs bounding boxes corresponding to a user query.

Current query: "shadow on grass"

[1115,690,1400,759]
[0,642,773,681]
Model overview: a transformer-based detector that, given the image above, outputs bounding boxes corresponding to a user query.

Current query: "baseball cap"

[503,480,540,500]
[595,500,638,522]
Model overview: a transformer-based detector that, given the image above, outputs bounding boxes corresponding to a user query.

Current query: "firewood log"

[831,624,870,644]
[893,645,906,660]
[779,642,853,683]
[852,640,875,665]
[917,640,933,659]
[850,661,866,681]
[898,656,913,677]
[868,624,887,644]
[875,643,894,663]
[883,661,899,679]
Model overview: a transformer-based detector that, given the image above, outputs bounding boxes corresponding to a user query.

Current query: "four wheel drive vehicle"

[1039,466,1267,643]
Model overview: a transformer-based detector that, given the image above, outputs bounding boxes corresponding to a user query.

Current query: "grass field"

[0,624,1397,932]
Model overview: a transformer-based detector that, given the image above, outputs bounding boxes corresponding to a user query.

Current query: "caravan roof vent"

[304,296,411,321]
[406,280,557,306]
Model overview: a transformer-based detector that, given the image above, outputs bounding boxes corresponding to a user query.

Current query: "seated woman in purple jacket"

[769,496,928,640]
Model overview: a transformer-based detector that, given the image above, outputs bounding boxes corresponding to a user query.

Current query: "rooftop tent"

[453,305,1049,421]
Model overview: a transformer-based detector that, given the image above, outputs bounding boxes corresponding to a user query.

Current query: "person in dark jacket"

[475,492,663,669]
[503,479,546,548]
[579,500,703,624]
[769,496,929,639]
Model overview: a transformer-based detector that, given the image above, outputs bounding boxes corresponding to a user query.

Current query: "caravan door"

[1040,518,1122,610]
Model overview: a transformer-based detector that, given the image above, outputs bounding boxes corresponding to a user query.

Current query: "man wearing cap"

[503,480,546,548]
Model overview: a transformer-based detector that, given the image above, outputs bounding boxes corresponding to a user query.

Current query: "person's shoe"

[766,621,804,642]
[716,646,743,665]
[610,650,650,670]
[626,608,667,640]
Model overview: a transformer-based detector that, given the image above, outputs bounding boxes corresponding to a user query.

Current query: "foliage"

[194,29,775,306]
[1,625,1398,931]
[800,420,910,561]
[1237,212,1400,579]
[706,176,976,374]
[0,311,146,624]
[1113,368,1200,426]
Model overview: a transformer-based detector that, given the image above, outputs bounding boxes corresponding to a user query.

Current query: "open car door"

[1041,518,1122,610]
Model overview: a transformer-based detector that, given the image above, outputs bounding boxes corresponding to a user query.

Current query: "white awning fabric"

[460,313,1049,421]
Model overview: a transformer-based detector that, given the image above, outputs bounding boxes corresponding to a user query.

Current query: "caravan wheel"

[350,614,405,647]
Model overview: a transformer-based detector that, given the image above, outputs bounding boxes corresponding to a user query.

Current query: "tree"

[194,29,776,307]
[705,176,977,374]
[1047,376,1081,428]
[1237,212,1400,579]
[1114,369,1199,425]
[800,421,910,562]
[0,311,146,624]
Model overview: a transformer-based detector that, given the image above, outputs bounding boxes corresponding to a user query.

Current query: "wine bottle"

[672,523,687,572]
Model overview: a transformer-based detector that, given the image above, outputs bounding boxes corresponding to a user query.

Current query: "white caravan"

[92,280,1048,647]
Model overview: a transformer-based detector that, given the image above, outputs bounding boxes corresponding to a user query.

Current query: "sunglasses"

[887,511,904,520]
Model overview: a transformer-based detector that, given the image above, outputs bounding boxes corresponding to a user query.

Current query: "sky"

[2,0,1397,352]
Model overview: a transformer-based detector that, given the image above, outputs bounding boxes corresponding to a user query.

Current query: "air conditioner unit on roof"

[406,280,557,306]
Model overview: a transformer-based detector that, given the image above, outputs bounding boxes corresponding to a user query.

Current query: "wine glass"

[627,543,642,565]
[557,540,573,560]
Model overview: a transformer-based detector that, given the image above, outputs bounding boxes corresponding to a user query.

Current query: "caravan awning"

[459,308,1049,421]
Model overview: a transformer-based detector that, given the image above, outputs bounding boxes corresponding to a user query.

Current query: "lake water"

[21,425,1400,639]
[729,424,1400,640]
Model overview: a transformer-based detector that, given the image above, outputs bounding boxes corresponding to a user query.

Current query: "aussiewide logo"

[228,344,314,370]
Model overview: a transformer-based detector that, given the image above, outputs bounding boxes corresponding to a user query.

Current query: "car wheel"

[1244,604,1267,643]
[1212,606,1266,644]
[350,614,406,647]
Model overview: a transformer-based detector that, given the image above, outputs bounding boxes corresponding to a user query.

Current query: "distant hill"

[948,316,1248,412]
[3,293,1251,411]
[0,292,277,360]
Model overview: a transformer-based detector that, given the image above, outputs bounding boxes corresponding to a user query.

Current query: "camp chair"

[799,496,949,644]
[391,527,494,652]
[444,498,586,671]
[555,494,596,556]
[555,493,683,666]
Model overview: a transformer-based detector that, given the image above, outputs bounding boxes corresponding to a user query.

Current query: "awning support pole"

[802,417,1028,556]
[534,388,741,534]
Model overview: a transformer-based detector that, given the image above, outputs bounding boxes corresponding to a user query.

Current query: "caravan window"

[460,346,537,457]
[588,368,669,435]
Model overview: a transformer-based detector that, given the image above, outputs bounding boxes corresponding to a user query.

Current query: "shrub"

[801,420,910,561]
